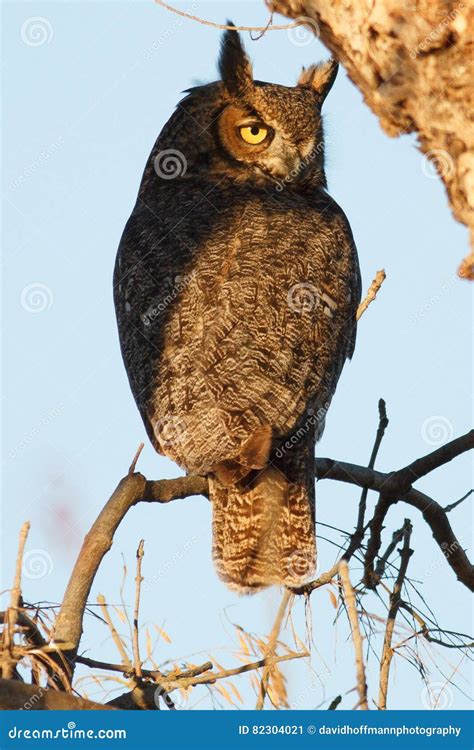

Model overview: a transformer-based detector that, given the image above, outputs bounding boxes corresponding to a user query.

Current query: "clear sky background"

[2,0,472,710]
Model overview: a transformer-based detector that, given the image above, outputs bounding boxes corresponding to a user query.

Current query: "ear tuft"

[218,22,253,94]
[298,59,338,103]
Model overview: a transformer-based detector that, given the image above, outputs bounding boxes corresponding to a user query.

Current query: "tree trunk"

[266,0,474,278]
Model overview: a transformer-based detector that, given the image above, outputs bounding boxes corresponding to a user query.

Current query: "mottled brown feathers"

[114,29,360,592]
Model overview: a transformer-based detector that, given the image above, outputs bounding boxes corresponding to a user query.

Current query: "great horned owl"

[114,29,361,593]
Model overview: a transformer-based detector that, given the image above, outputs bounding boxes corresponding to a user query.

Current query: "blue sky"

[2,1,472,710]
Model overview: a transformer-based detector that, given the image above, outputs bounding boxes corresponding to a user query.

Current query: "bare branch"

[49,426,472,680]
[390,430,473,494]
[444,489,473,514]
[397,603,474,650]
[256,589,293,709]
[132,540,145,678]
[0,678,117,710]
[106,651,308,709]
[97,594,131,670]
[378,521,413,710]
[153,1,299,31]
[338,560,368,709]
[315,432,474,592]
[128,443,144,475]
[161,651,308,691]
[1,522,30,679]
[345,399,389,561]
[52,473,207,656]
[356,269,386,321]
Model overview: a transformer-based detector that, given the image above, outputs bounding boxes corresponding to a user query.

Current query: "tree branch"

[267,0,474,274]
[378,521,413,709]
[50,428,472,667]
[52,473,207,655]
[1,522,30,680]
[356,270,386,321]
[339,560,368,709]
[0,678,117,710]
[256,588,293,709]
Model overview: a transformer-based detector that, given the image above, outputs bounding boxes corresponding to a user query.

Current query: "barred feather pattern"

[211,420,317,592]
[114,48,361,592]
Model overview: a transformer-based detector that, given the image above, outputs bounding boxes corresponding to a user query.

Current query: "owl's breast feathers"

[114,180,361,475]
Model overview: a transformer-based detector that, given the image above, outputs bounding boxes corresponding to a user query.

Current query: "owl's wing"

[114,184,360,474]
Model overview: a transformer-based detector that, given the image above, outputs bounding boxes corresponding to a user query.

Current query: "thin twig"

[396,604,474,650]
[162,651,308,690]
[339,560,368,710]
[356,269,386,320]
[75,655,213,681]
[1,522,30,679]
[345,399,389,561]
[444,489,473,514]
[52,472,208,661]
[256,588,292,709]
[129,443,144,475]
[153,1,300,31]
[374,525,406,581]
[132,540,145,678]
[378,521,413,709]
[96,594,131,670]
[50,427,473,675]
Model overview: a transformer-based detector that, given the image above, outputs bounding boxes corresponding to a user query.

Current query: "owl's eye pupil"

[238,124,270,145]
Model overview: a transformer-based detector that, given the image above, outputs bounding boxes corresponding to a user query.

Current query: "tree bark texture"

[266,0,474,278]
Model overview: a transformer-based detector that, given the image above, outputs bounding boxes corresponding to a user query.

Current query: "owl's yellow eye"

[239,124,269,145]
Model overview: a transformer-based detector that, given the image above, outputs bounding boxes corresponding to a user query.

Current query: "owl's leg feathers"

[210,423,316,593]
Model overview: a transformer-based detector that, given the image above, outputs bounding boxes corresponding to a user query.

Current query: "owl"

[114,29,361,593]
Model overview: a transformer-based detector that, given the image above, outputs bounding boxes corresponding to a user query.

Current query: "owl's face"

[212,29,338,187]
[146,29,338,194]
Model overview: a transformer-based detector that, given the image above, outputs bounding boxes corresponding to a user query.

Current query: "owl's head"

[144,28,338,193]
[212,27,338,188]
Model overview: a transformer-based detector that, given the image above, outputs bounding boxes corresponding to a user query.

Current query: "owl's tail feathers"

[209,465,316,594]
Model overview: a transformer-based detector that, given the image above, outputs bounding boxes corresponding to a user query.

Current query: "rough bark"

[0,679,117,710]
[266,0,474,278]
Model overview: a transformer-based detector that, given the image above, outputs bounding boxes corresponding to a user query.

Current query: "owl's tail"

[209,424,316,593]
